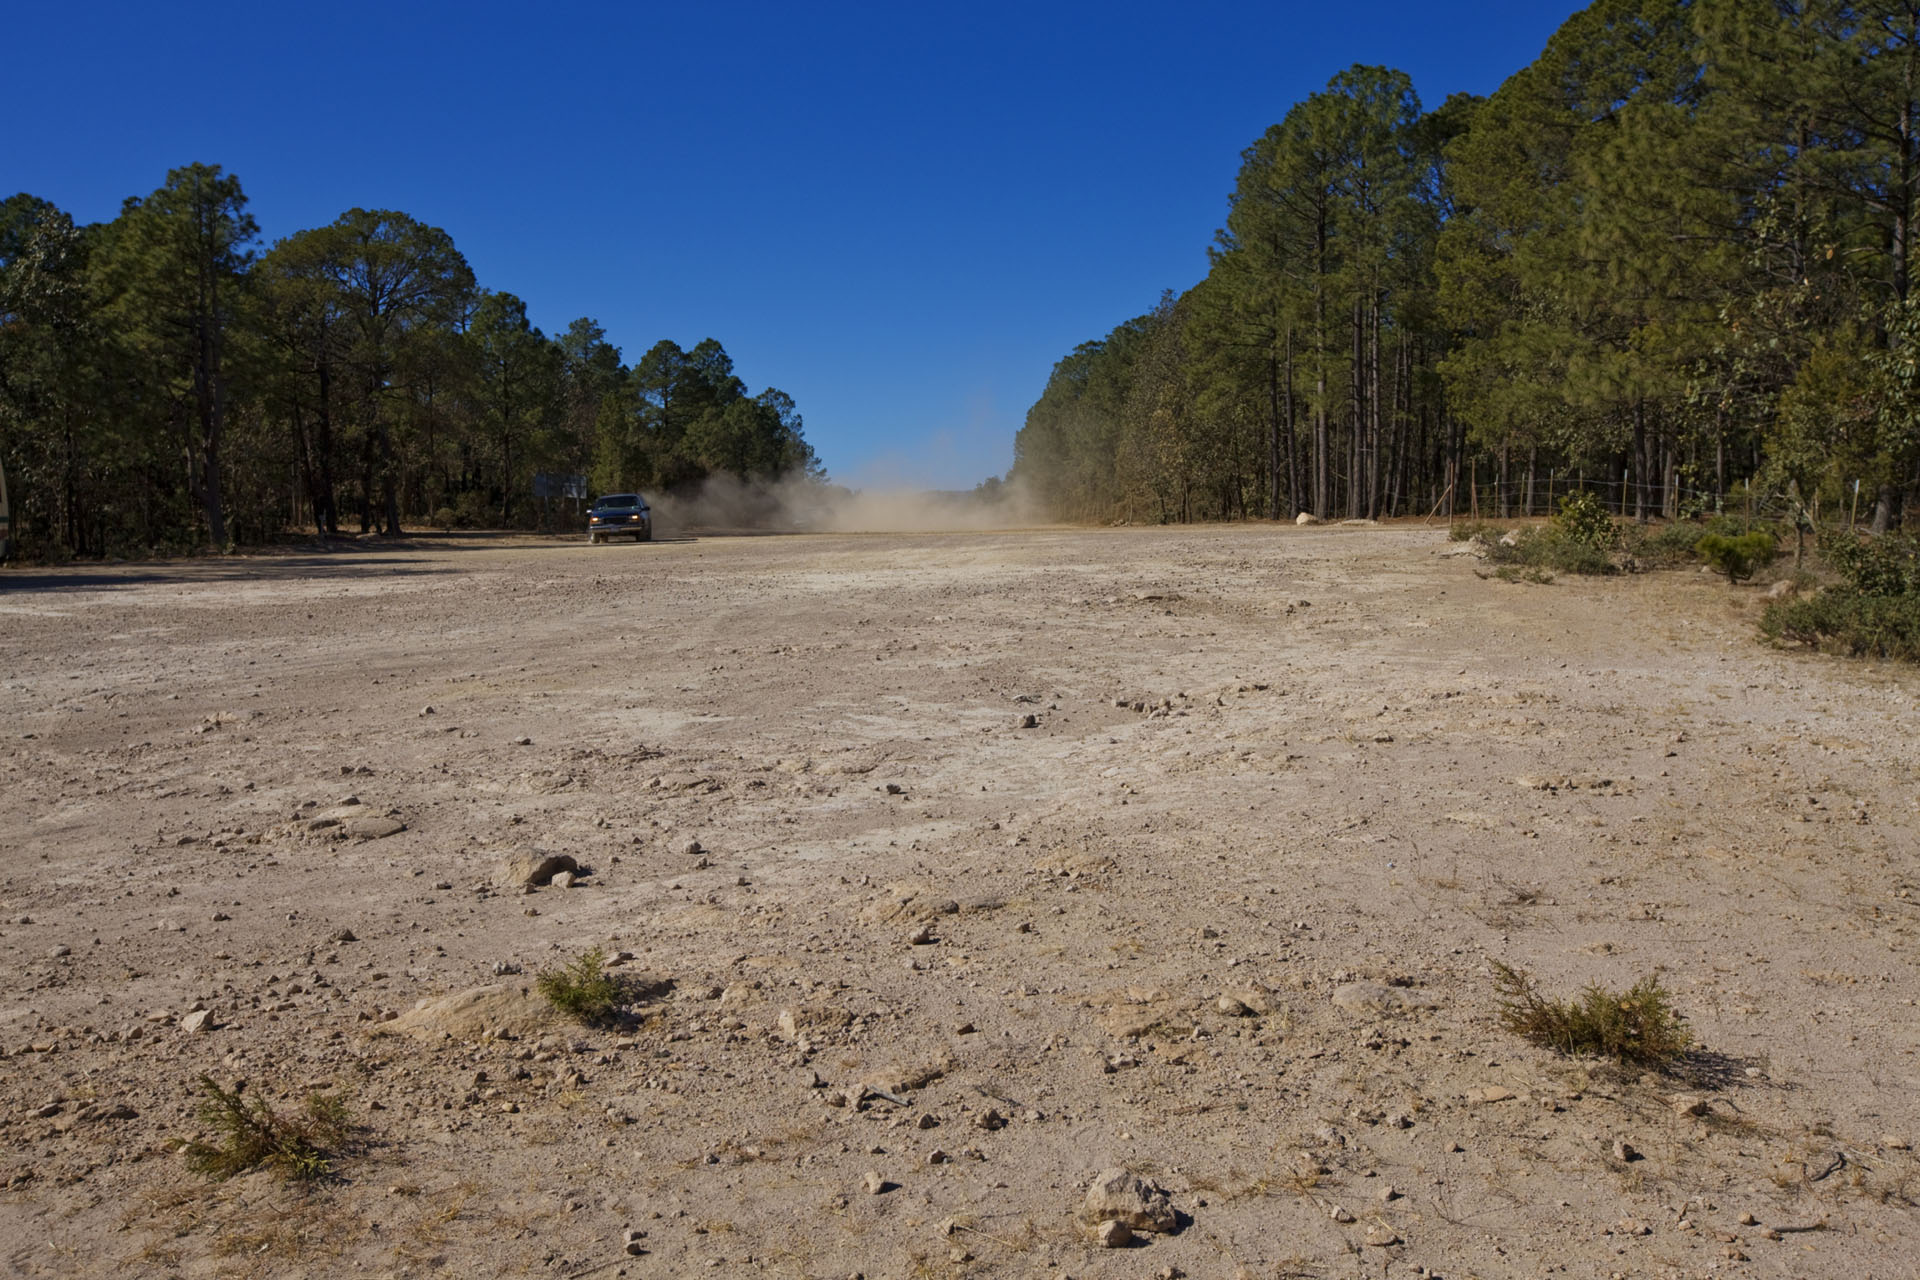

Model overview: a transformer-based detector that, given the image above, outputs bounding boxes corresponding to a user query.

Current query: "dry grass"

[1492,962,1692,1069]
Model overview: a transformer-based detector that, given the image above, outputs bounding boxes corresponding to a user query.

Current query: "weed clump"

[536,946,625,1025]
[1492,962,1691,1069]
[181,1076,354,1182]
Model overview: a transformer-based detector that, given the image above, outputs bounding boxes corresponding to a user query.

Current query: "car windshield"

[595,495,641,509]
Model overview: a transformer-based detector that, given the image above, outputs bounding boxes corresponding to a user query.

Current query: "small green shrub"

[431,506,458,531]
[181,1076,354,1182]
[1492,962,1692,1069]
[1554,490,1617,550]
[536,946,625,1025]
[1450,520,1502,543]
[1492,565,1554,584]
[1697,531,1779,583]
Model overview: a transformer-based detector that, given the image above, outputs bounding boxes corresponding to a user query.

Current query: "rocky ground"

[2,523,1918,1280]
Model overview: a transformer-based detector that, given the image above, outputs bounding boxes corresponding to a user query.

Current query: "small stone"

[331,928,358,943]
[1329,1205,1355,1223]
[1216,994,1253,1017]
[1376,1184,1400,1202]
[1017,713,1038,729]
[179,1010,213,1035]
[1094,1218,1132,1248]
[1363,1225,1401,1247]
[953,1021,976,1035]
[1478,1086,1514,1103]
[552,871,575,890]
[49,945,71,959]
[511,736,532,746]
[680,838,704,856]
[916,1113,939,1130]
[906,924,934,946]
[1737,1211,1757,1226]
[1612,1139,1638,1162]
[975,1108,1005,1131]
[797,1069,823,1089]
[1884,1135,1911,1151]
[926,1148,949,1165]
[862,1170,887,1195]
[1615,1218,1652,1237]
[31,1104,61,1119]
[1671,1094,1709,1117]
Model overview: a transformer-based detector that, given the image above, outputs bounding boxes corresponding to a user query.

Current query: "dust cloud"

[648,473,1043,535]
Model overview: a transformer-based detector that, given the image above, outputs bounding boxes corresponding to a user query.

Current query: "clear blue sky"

[8,1,1576,489]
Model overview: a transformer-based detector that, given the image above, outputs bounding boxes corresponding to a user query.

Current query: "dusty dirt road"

[2,525,1919,1280]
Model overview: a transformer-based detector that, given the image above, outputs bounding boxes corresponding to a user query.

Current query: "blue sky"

[8,1,1575,488]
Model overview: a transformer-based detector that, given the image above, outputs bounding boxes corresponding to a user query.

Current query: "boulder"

[500,852,578,887]
[1295,512,1322,526]
[379,983,555,1040]
[1082,1167,1177,1234]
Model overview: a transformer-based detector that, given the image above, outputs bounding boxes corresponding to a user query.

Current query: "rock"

[1093,1219,1133,1248]
[862,1170,887,1195]
[501,852,578,887]
[381,983,555,1040]
[511,736,532,746]
[1498,529,1521,547]
[179,1009,213,1035]
[552,871,575,890]
[1082,1167,1177,1235]
[49,945,70,959]
[1329,1205,1355,1223]
[77,1101,137,1122]
[1295,512,1321,526]
[1017,713,1038,729]
[1765,578,1799,601]
[917,1113,939,1130]
[1215,994,1253,1017]
[906,923,935,946]
[1477,1086,1515,1103]
[1615,1218,1652,1236]
[30,1104,61,1119]
[1612,1138,1639,1162]
[926,1148,949,1165]
[1883,1135,1911,1151]
[679,838,704,856]
[346,815,406,840]
[777,1004,853,1042]
[796,1069,824,1089]
[1363,1225,1402,1247]
[1376,1183,1400,1202]
[624,1228,647,1256]
[1671,1093,1709,1117]
[1737,1211,1757,1226]
[1331,981,1427,1014]
[331,928,358,943]
[975,1108,1006,1131]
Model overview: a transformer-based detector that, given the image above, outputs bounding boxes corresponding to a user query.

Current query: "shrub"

[1763,590,1920,661]
[1697,531,1779,583]
[536,946,625,1025]
[181,1076,354,1182]
[431,506,458,531]
[1492,962,1692,1069]
[1826,532,1920,596]
[1449,520,1502,543]
[1486,527,1615,575]
[1554,490,1616,550]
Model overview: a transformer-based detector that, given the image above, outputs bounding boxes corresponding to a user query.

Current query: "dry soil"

[3,525,1919,1280]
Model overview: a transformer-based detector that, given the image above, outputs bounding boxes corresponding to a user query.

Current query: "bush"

[1449,519,1502,543]
[181,1075,354,1182]
[1826,532,1920,596]
[1554,490,1616,550]
[1493,963,1692,1069]
[536,946,625,1025]
[1485,527,1615,575]
[1696,531,1779,583]
[1763,590,1920,661]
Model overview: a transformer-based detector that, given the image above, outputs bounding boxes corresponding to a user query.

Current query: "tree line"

[0,170,820,558]
[1012,0,1920,533]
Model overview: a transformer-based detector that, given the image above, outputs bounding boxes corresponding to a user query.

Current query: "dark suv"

[587,493,652,543]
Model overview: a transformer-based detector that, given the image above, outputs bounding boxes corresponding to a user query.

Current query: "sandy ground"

[2,524,1919,1280]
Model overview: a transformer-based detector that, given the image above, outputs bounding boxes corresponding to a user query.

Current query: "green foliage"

[1763,590,1920,661]
[1492,962,1692,1069]
[1485,527,1615,575]
[1696,531,1778,583]
[181,1076,354,1182]
[1553,490,1616,551]
[1826,532,1920,597]
[536,947,624,1025]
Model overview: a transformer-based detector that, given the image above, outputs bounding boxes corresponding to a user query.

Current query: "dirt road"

[3,525,1918,1278]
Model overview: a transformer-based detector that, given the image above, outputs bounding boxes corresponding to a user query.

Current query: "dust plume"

[648,473,1043,535]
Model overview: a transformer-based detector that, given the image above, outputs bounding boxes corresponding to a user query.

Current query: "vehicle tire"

[588,531,599,545]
